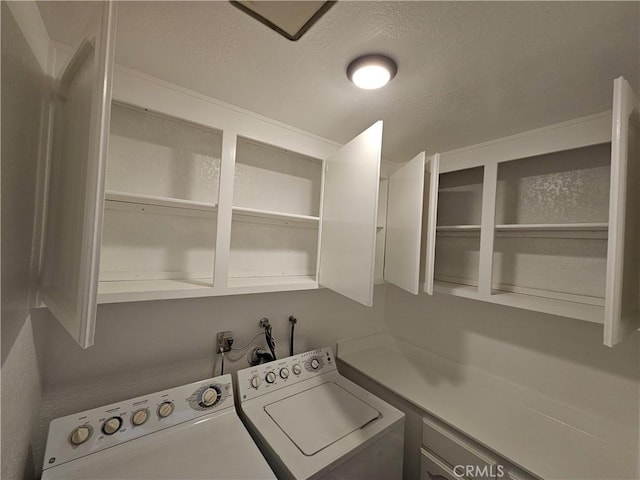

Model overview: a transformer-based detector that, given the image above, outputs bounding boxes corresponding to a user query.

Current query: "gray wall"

[31,285,386,476]
[1,3,47,479]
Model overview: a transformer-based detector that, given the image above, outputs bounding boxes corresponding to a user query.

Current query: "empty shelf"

[232,206,319,225]
[227,275,317,293]
[436,225,481,232]
[495,223,608,231]
[105,191,218,213]
[98,278,215,303]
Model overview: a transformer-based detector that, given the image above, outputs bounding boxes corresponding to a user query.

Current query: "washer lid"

[264,382,381,456]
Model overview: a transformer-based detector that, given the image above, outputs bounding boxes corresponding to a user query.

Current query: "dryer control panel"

[43,374,233,470]
[237,347,337,401]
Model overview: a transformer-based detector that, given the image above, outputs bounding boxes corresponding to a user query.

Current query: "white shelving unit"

[426,79,639,346]
[41,35,388,346]
[98,102,223,301]
[228,136,323,289]
[433,166,484,293]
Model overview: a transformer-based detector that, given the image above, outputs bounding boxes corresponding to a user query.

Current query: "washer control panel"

[237,347,336,401]
[43,374,232,470]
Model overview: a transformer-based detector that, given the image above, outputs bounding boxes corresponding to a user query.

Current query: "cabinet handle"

[426,471,449,480]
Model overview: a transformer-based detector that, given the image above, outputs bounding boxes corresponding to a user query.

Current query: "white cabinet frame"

[430,78,640,345]
[42,57,384,346]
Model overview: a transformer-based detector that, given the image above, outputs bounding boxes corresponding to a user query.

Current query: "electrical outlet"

[216,331,233,352]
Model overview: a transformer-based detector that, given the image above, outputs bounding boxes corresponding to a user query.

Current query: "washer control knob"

[279,367,289,379]
[157,401,174,418]
[265,371,277,384]
[250,375,261,389]
[292,364,302,375]
[310,358,320,370]
[199,387,220,408]
[131,408,149,427]
[102,417,122,436]
[69,426,92,446]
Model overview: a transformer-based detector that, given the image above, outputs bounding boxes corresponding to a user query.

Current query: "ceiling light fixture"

[347,54,397,90]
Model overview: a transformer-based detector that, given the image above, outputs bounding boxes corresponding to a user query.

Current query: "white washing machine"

[237,347,405,480]
[41,374,276,479]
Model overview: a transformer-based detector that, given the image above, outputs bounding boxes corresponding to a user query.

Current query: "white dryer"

[237,347,404,480]
[41,374,276,479]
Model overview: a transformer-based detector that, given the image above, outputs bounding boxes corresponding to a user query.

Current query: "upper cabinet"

[426,77,639,347]
[41,34,385,346]
[40,2,117,348]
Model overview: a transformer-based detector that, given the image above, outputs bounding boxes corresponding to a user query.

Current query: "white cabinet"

[426,77,639,346]
[420,417,539,480]
[40,2,117,348]
[41,42,386,346]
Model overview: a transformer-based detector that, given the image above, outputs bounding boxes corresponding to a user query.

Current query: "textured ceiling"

[37,1,639,163]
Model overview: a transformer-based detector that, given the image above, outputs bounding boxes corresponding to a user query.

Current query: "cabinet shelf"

[227,275,317,293]
[495,223,608,231]
[489,290,604,324]
[232,206,319,226]
[436,225,481,231]
[105,191,218,215]
[433,280,479,299]
[98,278,215,304]
[433,281,604,324]
[436,223,608,239]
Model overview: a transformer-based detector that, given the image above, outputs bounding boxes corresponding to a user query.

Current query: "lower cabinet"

[421,417,536,480]
[421,448,464,480]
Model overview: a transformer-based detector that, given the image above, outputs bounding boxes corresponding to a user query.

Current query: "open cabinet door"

[423,154,440,294]
[384,152,426,294]
[319,121,383,306]
[40,2,117,348]
[604,76,639,347]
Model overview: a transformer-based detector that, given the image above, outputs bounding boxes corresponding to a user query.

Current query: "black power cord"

[260,317,277,360]
[289,315,297,357]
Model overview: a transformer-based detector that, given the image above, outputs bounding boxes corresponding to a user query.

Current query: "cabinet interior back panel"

[437,167,484,225]
[493,237,607,299]
[229,218,318,279]
[434,235,480,287]
[495,143,611,224]
[107,103,222,204]
[234,136,322,216]
[100,206,216,282]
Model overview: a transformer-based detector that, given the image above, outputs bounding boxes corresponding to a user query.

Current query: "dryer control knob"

[265,371,277,384]
[69,425,92,446]
[250,375,261,389]
[199,387,219,408]
[310,358,320,370]
[131,408,149,427]
[102,417,122,435]
[292,364,302,375]
[157,401,174,418]
[279,367,289,379]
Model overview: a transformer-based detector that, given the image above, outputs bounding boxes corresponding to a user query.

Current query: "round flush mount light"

[347,54,398,90]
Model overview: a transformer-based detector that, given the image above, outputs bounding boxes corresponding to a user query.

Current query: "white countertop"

[337,334,638,480]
